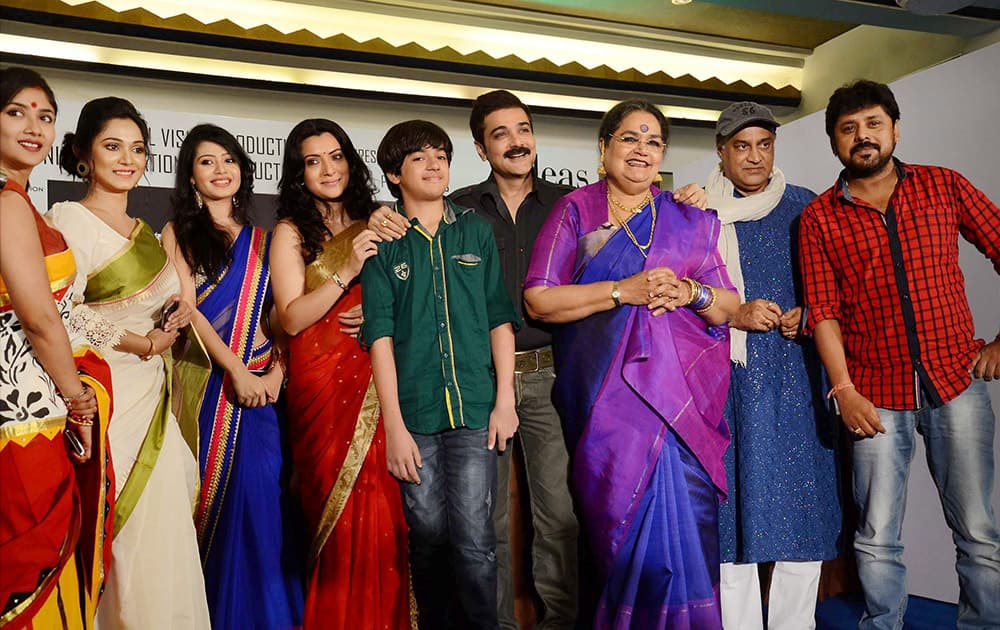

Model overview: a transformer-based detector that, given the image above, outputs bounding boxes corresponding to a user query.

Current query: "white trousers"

[720,560,822,630]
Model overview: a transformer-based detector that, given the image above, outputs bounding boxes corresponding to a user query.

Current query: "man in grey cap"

[706,101,841,629]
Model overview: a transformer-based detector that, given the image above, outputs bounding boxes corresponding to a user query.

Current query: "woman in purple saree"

[524,100,739,630]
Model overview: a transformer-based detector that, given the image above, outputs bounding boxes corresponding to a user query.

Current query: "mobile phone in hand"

[159,300,180,329]
[64,428,86,457]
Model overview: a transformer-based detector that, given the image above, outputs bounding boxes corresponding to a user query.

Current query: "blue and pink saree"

[194,226,303,630]
[525,180,733,629]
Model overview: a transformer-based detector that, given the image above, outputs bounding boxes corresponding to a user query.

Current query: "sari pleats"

[194,227,303,630]
[548,187,732,629]
[287,269,412,630]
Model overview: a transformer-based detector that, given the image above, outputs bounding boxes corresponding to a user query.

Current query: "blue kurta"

[718,184,842,564]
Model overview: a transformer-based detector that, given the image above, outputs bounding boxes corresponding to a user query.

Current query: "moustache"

[851,141,880,155]
[504,146,531,159]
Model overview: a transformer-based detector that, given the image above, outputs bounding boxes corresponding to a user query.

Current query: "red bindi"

[30,102,37,108]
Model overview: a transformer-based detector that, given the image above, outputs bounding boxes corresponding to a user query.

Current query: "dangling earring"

[596,145,607,178]
[232,195,239,209]
[653,173,663,185]
[193,186,204,209]
[76,161,91,178]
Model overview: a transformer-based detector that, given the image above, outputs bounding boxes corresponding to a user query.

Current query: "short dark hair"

[598,99,670,147]
[170,124,255,279]
[825,80,900,139]
[376,120,453,199]
[59,96,150,178]
[469,90,532,146]
[1,66,57,114]
[276,118,379,264]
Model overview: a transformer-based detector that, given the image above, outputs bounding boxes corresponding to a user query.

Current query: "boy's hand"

[487,402,518,452]
[386,426,422,484]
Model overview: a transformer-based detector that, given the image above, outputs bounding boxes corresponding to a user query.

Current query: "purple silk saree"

[525,180,733,629]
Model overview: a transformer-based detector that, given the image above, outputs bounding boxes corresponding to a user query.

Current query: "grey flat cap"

[716,101,780,137]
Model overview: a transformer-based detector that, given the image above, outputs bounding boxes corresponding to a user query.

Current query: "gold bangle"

[67,414,94,427]
[139,333,155,361]
[695,285,717,314]
[682,277,702,307]
[332,272,348,290]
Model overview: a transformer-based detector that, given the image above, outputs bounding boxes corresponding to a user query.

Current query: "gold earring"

[597,145,606,177]
[193,186,204,209]
[76,161,91,178]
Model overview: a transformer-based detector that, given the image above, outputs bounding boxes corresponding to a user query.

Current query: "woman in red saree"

[0,67,113,630]
[270,118,414,629]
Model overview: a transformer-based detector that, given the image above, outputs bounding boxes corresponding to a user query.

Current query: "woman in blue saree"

[524,100,739,630]
[161,124,304,630]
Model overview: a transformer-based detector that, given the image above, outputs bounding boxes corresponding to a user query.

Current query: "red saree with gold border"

[286,222,414,629]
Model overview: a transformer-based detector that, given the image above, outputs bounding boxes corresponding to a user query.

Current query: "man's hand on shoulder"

[971,336,1000,381]
[673,183,708,209]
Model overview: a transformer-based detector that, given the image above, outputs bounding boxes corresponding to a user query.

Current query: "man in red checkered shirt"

[799,79,999,630]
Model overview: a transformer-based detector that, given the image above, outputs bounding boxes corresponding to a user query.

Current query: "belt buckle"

[515,349,540,373]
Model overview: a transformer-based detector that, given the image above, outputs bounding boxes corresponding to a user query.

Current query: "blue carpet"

[815,592,958,629]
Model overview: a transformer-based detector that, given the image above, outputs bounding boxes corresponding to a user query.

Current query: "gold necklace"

[607,190,652,214]
[608,194,656,259]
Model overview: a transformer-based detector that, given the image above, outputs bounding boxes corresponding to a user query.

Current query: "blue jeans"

[852,379,999,630]
[399,426,498,630]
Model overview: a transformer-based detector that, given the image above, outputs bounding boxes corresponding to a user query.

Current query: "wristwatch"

[611,281,622,307]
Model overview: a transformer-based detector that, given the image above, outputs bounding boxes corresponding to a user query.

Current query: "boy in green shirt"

[361,120,520,629]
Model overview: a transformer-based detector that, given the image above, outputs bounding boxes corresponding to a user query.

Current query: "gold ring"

[853,427,864,435]
[381,217,389,227]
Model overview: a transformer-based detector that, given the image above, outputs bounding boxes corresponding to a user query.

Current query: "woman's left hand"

[338,303,364,337]
[673,183,708,210]
[66,421,93,463]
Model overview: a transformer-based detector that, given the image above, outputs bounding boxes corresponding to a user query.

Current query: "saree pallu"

[286,224,413,630]
[193,226,303,630]
[48,202,211,629]
[528,184,733,630]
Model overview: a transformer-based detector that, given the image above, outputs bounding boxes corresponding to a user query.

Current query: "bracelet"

[332,272,348,291]
[66,414,94,427]
[694,285,717,314]
[59,387,88,410]
[139,333,155,361]
[681,277,702,307]
[826,381,855,399]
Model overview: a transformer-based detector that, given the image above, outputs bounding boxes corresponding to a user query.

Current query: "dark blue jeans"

[400,426,499,630]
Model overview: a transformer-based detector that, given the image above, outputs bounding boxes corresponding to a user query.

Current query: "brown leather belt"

[514,346,554,373]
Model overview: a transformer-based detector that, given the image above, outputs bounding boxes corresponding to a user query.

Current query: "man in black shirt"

[451,92,578,630]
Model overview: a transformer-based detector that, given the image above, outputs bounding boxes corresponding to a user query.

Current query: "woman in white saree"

[48,97,211,629]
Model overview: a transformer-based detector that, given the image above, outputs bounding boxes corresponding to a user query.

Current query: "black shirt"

[450,175,572,351]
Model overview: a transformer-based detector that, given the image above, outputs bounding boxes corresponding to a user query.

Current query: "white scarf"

[705,164,786,366]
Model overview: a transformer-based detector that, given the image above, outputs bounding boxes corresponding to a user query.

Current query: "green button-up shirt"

[360,199,520,434]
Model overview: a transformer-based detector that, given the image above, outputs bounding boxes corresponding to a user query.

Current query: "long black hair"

[59,96,149,178]
[276,118,378,264]
[170,124,255,279]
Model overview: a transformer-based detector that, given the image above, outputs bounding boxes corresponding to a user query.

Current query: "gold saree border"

[307,377,381,569]
[0,416,65,452]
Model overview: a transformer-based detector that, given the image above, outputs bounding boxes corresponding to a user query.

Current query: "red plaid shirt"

[800,160,999,410]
